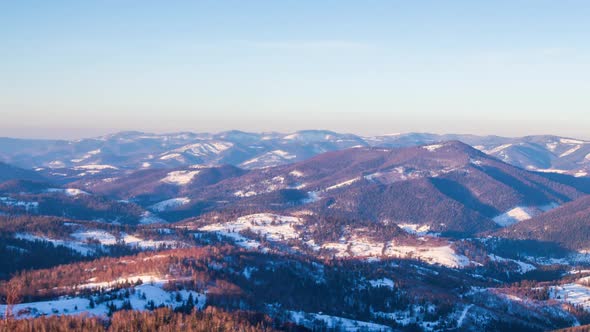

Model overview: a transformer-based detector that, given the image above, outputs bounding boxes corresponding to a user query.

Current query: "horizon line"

[0,128,588,142]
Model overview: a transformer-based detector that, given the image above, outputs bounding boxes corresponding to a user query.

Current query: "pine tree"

[187,293,195,312]
[107,302,117,317]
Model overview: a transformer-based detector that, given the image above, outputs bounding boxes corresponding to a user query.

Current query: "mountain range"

[2,131,590,331]
[1,131,588,180]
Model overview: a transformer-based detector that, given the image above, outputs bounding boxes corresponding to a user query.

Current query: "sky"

[1,1,589,139]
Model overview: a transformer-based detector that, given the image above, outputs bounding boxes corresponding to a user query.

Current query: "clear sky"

[1,1,589,139]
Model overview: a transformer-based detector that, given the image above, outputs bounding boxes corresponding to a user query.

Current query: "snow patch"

[160,153,182,161]
[46,188,89,196]
[560,138,586,144]
[560,145,581,157]
[302,191,321,204]
[71,150,102,163]
[77,274,168,290]
[150,197,190,212]
[535,168,569,174]
[325,177,360,191]
[160,170,200,185]
[288,311,393,332]
[319,235,470,268]
[493,207,535,226]
[493,203,558,227]
[71,230,117,245]
[172,141,233,156]
[14,233,94,255]
[552,282,590,310]
[368,278,395,289]
[139,212,166,224]
[470,158,484,166]
[289,170,304,177]
[457,304,474,328]
[398,223,431,236]
[0,282,205,319]
[241,150,297,168]
[486,144,513,154]
[488,254,536,273]
[74,164,118,170]
[0,197,39,211]
[48,160,65,168]
[385,244,471,268]
[364,172,382,181]
[199,213,303,248]
[271,150,295,158]
[88,149,101,155]
[121,233,178,249]
[234,190,257,197]
[422,144,444,152]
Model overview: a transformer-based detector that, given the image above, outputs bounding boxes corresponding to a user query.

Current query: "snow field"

[160,170,200,185]
[149,197,191,212]
[0,281,205,320]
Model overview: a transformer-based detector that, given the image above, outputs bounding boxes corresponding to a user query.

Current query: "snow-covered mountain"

[1,131,588,180]
[370,133,590,177]
[21,141,580,236]
[3,134,590,331]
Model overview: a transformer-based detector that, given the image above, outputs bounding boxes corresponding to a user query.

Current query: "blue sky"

[1,1,589,139]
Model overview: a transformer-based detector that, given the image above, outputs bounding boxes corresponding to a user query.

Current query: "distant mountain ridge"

[1,131,588,179]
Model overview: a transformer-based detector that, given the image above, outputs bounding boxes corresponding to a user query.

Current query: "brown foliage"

[0,307,280,332]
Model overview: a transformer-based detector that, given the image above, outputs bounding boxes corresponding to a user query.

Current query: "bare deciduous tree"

[4,280,22,321]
